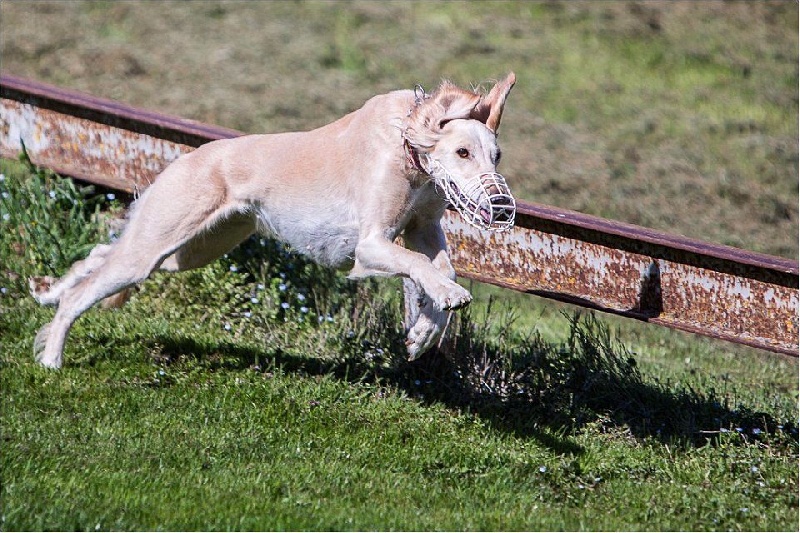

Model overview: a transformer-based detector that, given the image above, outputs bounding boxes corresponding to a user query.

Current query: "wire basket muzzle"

[424,157,516,232]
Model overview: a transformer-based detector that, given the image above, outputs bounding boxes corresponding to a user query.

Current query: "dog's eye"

[456,148,470,159]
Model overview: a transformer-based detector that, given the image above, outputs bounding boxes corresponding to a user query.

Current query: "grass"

[1,155,797,531]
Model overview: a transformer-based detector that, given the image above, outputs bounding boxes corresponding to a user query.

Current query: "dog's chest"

[255,205,359,270]
[403,181,447,225]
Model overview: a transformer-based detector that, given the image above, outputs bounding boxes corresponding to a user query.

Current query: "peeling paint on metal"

[1,100,192,192]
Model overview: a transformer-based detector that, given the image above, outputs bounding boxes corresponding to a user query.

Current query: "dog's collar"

[403,84,431,176]
[403,139,426,175]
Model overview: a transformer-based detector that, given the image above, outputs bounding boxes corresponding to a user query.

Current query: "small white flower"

[224,323,232,331]
[2,213,9,221]
[106,193,116,201]
[250,297,259,304]
[300,306,308,314]
[278,283,287,292]
[0,173,5,181]
[48,190,57,199]
[243,311,252,319]
[1,192,8,199]
[297,293,306,302]
[281,302,290,309]
[229,265,238,272]
[279,272,286,279]
[0,287,7,295]
[257,283,265,290]
[539,466,547,473]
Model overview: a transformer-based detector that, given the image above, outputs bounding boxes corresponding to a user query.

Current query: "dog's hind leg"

[33,169,248,368]
[30,244,115,307]
[33,239,169,368]
[159,211,255,272]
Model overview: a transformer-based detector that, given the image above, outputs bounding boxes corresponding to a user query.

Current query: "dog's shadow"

[137,322,794,456]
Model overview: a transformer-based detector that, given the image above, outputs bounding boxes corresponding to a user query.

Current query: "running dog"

[30,72,517,368]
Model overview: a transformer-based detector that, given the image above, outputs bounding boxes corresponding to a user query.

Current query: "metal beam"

[2,73,797,356]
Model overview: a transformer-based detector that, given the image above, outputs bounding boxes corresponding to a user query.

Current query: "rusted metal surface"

[1,74,239,193]
[443,214,798,356]
[1,99,193,192]
[2,73,798,356]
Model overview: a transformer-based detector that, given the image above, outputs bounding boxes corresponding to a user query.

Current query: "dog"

[29,72,517,369]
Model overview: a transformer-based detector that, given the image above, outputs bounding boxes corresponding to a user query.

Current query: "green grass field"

[1,1,798,531]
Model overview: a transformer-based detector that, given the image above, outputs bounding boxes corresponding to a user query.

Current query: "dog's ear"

[470,72,516,133]
[426,81,481,131]
[405,81,482,150]
[435,85,482,130]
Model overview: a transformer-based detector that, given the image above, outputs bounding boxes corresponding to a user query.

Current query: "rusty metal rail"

[2,73,797,356]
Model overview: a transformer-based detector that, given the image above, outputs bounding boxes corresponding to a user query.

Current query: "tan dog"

[30,73,516,369]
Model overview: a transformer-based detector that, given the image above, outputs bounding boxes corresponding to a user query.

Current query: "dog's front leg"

[350,226,470,360]
[401,222,462,359]
[402,277,446,359]
[350,232,471,313]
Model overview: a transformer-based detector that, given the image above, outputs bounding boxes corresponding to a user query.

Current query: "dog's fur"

[30,73,516,368]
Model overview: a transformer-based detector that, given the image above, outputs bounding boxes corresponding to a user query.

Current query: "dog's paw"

[33,323,62,369]
[430,281,472,312]
[29,276,58,305]
[405,310,449,361]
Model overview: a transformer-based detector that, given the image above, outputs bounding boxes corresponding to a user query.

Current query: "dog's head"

[404,72,516,231]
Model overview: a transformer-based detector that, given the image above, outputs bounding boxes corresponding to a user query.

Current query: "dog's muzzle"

[421,156,516,232]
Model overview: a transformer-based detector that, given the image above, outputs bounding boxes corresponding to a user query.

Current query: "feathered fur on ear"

[403,80,482,151]
[470,72,516,133]
[403,74,516,152]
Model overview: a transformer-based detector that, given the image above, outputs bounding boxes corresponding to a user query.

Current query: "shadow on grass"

[137,307,796,455]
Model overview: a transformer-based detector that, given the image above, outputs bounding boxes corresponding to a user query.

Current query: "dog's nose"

[482,177,502,197]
